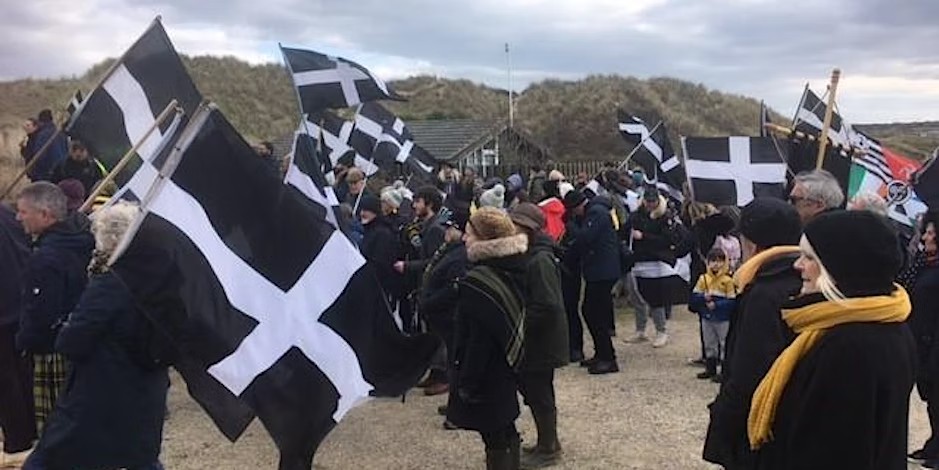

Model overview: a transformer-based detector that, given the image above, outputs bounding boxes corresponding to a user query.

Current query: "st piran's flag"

[282,46,403,111]
[793,87,852,149]
[65,17,202,179]
[110,104,439,470]
[348,102,436,175]
[682,136,788,207]
[785,133,852,198]
[303,110,378,176]
[617,111,686,200]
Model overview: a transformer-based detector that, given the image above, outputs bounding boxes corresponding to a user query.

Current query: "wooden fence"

[488,160,614,179]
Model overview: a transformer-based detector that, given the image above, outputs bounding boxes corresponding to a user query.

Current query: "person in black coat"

[0,204,35,463]
[447,208,529,470]
[748,210,915,470]
[560,190,586,364]
[49,139,105,197]
[15,182,94,434]
[567,193,621,374]
[24,111,68,182]
[703,198,803,470]
[907,210,939,466]
[359,195,399,291]
[24,201,168,470]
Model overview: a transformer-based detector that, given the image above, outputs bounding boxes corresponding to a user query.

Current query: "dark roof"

[407,119,502,162]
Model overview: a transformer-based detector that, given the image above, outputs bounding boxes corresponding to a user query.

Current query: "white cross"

[104,63,165,165]
[294,59,370,107]
[303,119,377,175]
[618,122,681,172]
[148,178,373,422]
[684,137,787,206]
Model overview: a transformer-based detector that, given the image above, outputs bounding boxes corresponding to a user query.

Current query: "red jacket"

[539,197,565,242]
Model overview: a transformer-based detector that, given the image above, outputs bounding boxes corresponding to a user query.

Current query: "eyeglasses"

[788,195,816,205]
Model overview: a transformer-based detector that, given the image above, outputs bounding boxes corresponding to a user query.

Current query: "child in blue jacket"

[689,248,736,382]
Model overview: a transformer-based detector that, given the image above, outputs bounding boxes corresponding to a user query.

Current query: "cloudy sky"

[4,0,938,123]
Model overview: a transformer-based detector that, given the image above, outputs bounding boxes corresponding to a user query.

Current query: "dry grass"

[160,307,931,469]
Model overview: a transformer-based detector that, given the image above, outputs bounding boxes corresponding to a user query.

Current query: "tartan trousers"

[32,353,67,433]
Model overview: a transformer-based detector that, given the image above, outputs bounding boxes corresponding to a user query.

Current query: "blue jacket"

[689,292,735,322]
[26,122,68,181]
[17,212,94,353]
[570,195,620,282]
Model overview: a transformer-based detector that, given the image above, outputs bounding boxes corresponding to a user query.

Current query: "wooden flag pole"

[617,120,664,171]
[79,99,180,213]
[815,68,842,170]
[1,128,64,200]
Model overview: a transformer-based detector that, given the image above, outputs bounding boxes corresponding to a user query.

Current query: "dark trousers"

[518,369,556,415]
[582,280,616,361]
[480,423,519,451]
[561,270,583,356]
[919,378,939,456]
[0,323,36,453]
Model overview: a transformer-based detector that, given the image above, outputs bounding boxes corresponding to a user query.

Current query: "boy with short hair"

[689,248,736,382]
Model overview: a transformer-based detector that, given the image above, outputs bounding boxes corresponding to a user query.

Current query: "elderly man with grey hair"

[14,182,94,445]
[847,191,889,216]
[788,170,845,226]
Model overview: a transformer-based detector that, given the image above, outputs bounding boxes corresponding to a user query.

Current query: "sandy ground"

[161,306,932,469]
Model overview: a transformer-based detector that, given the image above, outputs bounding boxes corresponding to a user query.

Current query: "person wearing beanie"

[901,210,939,467]
[527,165,548,203]
[57,179,85,213]
[446,207,529,469]
[559,188,588,363]
[746,210,915,469]
[789,169,845,226]
[510,203,568,467]
[359,194,397,289]
[479,184,507,210]
[703,198,804,469]
[567,186,621,374]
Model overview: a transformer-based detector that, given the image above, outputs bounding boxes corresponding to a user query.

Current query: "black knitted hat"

[804,210,901,296]
[738,198,802,248]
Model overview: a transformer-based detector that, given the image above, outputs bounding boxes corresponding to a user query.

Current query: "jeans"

[702,320,730,360]
[582,280,616,361]
[636,305,670,335]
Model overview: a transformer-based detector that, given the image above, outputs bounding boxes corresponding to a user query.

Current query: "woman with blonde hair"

[747,210,916,470]
[24,201,169,470]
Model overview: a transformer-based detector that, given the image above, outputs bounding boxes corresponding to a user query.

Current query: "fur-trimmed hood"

[647,195,669,220]
[467,234,528,262]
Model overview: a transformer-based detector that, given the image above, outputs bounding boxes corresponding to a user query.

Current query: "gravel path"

[161,306,931,469]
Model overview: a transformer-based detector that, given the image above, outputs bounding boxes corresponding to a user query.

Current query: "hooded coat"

[26,122,68,181]
[0,206,29,327]
[447,234,528,433]
[418,241,468,343]
[703,250,802,469]
[519,233,569,371]
[31,271,169,469]
[538,197,566,243]
[569,195,620,282]
[689,261,736,323]
[17,212,95,354]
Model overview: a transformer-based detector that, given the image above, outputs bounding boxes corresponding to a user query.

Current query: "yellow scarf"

[747,286,911,449]
[733,246,800,292]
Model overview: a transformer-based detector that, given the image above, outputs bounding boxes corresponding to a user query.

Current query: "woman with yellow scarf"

[748,210,916,470]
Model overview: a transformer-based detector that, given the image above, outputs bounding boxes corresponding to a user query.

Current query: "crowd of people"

[2,109,939,470]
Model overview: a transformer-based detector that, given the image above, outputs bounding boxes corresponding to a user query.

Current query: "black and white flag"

[281,46,403,111]
[617,111,686,199]
[304,111,377,176]
[759,101,771,138]
[111,105,438,470]
[65,17,202,176]
[793,87,852,149]
[349,102,436,175]
[851,129,891,185]
[66,90,83,119]
[682,136,788,207]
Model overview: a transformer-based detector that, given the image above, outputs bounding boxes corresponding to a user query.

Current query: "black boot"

[696,358,718,380]
[521,409,562,469]
[486,433,520,470]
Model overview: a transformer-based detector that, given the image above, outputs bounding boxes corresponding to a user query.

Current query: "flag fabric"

[304,111,377,176]
[348,102,436,175]
[913,150,939,210]
[759,101,770,138]
[281,46,403,112]
[847,139,926,228]
[793,87,852,149]
[682,136,788,207]
[110,104,438,470]
[65,18,202,177]
[785,134,852,197]
[283,125,341,228]
[66,90,83,119]
[616,111,686,199]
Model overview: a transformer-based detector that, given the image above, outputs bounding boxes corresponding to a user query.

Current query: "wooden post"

[79,99,180,213]
[816,68,842,170]
[1,128,65,200]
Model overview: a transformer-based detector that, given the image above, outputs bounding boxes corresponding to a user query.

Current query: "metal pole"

[506,43,514,128]
[617,120,664,171]
[816,68,842,170]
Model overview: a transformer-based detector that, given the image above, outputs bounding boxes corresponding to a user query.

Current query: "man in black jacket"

[703,198,803,469]
[0,204,35,465]
[50,139,105,197]
[15,182,94,433]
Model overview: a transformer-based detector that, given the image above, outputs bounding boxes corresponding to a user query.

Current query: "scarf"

[733,246,800,292]
[463,265,526,369]
[747,286,911,449]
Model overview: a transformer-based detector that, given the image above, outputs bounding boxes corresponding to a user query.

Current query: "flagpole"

[815,68,842,170]
[791,83,809,128]
[79,100,181,213]
[617,120,664,171]
[506,43,514,129]
[1,129,65,200]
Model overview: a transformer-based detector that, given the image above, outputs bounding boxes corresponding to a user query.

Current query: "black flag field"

[913,149,939,209]
[793,87,852,149]
[282,46,403,112]
[111,104,438,470]
[304,111,378,176]
[349,102,436,175]
[682,136,788,206]
[65,17,202,177]
[617,111,686,199]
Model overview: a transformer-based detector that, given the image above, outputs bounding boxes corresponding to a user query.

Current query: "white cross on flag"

[616,111,687,200]
[281,46,403,112]
[348,102,437,174]
[110,105,438,470]
[682,136,789,207]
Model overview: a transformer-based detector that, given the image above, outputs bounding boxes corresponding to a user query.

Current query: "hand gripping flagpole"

[815,68,842,170]
[79,99,181,213]
[617,120,664,171]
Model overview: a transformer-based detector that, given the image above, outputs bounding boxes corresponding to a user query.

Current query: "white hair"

[848,191,888,216]
[794,170,845,210]
[799,235,846,302]
[91,201,140,255]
